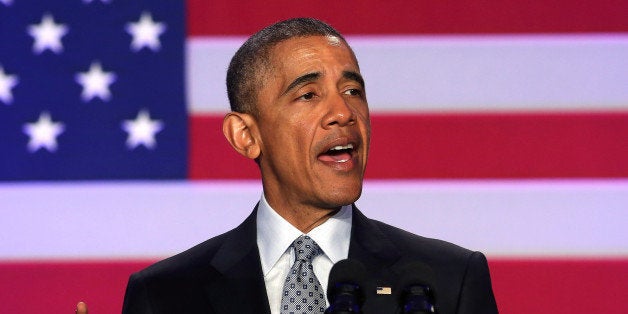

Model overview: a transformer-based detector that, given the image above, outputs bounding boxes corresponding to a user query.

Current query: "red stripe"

[188,115,260,179]
[1,259,626,313]
[189,113,628,179]
[489,259,628,314]
[187,0,628,35]
[0,261,152,314]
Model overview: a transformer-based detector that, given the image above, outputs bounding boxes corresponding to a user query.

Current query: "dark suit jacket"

[122,206,498,314]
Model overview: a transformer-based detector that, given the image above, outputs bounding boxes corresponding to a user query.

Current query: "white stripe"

[359,179,628,258]
[1,179,626,259]
[187,34,628,113]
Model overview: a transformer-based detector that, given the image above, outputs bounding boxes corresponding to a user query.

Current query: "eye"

[343,88,363,97]
[297,92,316,101]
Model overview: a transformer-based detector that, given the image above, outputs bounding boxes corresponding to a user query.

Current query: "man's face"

[254,35,370,212]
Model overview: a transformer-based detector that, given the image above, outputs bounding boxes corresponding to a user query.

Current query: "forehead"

[267,35,359,75]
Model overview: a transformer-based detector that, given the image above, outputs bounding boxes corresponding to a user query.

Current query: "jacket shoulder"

[364,218,498,314]
[134,231,229,280]
[122,230,235,314]
[369,217,475,262]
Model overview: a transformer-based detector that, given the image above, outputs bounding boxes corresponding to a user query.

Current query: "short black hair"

[226,18,348,115]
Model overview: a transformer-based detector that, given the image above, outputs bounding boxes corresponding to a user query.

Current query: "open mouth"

[318,143,355,163]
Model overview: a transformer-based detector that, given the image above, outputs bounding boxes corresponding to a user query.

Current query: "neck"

[284,207,341,233]
[264,195,341,233]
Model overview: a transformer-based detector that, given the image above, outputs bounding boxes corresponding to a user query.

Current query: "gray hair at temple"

[226,17,352,116]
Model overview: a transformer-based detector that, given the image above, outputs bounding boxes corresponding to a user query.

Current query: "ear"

[222,112,261,159]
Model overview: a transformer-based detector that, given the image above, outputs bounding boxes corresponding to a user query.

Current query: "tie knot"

[292,235,321,262]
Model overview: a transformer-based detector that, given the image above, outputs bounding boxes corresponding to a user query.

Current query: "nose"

[322,93,356,129]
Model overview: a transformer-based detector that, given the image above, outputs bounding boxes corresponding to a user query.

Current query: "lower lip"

[317,153,358,171]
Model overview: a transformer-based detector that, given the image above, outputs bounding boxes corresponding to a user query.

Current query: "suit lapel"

[198,206,403,313]
[203,208,271,314]
[349,206,401,272]
[349,206,403,314]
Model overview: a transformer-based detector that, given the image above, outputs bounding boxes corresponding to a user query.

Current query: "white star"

[75,62,117,102]
[1,0,14,6]
[0,66,19,105]
[122,110,164,150]
[23,112,65,153]
[125,12,166,52]
[27,13,69,54]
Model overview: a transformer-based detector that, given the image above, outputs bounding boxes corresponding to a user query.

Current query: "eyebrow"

[343,70,365,89]
[281,70,365,96]
[282,72,321,96]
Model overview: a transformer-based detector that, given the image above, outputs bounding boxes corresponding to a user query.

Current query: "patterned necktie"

[280,235,326,314]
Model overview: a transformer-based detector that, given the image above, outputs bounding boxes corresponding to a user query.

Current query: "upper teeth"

[330,144,353,151]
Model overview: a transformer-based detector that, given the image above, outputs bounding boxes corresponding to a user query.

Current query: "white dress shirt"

[256,194,352,314]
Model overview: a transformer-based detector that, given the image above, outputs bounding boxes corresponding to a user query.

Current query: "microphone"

[396,262,437,314]
[325,259,367,314]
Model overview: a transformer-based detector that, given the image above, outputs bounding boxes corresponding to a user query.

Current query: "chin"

[323,185,362,208]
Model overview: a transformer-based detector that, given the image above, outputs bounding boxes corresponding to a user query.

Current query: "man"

[119,18,498,314]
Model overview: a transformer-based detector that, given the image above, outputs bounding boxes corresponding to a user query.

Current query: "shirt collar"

[256,194,352,276]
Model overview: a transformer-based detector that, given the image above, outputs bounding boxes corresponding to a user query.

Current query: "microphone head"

[395,262,436,291]
[396,262,437,313]
[326,259,367,304]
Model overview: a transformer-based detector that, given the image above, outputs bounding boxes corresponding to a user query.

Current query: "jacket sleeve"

[456,252,499,314]
[121,272,153,314]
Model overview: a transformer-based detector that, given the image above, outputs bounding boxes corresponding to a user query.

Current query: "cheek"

[275,121,316,156]
[350,101,370,125]
[357,110,371,138]
[291,113,319,139]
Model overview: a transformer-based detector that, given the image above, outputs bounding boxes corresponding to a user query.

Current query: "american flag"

[1,1,627,313]
[0,1,187,180]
